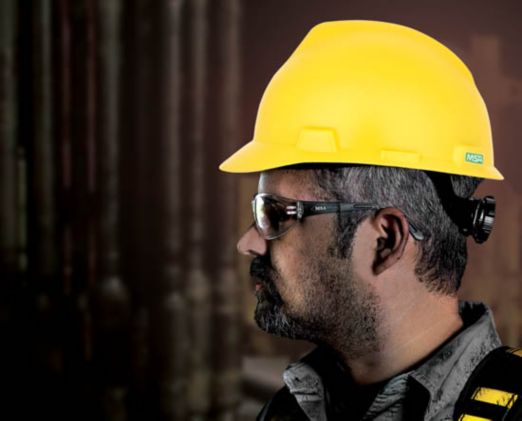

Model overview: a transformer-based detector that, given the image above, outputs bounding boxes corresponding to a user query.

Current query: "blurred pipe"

[122,0,153,415]
[55,1,95,418]
[95,1,130,420]
[187,0,212,418]
[213,0,242,419]
[85,0,97,292]
[0,0,18,279]
[0,0,21,413]
[31,0,57,285]
[216,0,241,273]
[30,0,62,414]
[96,0,122,278]
[67,17,97,396]
[68,0,92,295]
[155,0,188,419]
[17,151,27,274]
[57,0,73,296]
[57,8,99,419]
[68,1,97,376]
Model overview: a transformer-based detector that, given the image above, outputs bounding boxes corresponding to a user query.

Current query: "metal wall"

[0,0,241,419]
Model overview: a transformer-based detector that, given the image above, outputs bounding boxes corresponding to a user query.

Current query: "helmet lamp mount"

[460,196,496,244]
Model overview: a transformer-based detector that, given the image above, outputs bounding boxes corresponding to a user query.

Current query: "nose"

[237,223,268,256]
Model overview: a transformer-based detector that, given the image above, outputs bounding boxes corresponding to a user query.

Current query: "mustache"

[250,255,284,306]
[250,254,275,283]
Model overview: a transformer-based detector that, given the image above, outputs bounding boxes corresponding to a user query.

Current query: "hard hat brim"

[219,139,504,180]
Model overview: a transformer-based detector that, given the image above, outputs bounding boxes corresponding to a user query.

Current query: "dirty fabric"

[281,301,501,421]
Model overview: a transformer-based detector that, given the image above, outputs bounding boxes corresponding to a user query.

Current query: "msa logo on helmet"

[465,152,484,165]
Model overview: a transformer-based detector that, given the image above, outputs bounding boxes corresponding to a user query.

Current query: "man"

[219,21,516,420]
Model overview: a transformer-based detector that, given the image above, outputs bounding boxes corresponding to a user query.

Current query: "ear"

[372,208,410,275]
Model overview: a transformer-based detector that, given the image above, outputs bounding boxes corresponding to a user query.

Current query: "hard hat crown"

[220,20,503,180]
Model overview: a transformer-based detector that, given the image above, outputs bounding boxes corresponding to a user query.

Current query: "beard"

[250,254,314,340]
[250,249,380,356]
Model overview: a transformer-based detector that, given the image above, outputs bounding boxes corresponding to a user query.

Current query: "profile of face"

[237,170,380,354]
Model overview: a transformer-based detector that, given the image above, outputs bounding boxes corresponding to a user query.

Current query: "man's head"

[221,20,503,356]
[238,169,381,356]
[237,165,482,354]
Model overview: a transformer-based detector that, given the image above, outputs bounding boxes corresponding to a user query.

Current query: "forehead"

[258,169,318,201]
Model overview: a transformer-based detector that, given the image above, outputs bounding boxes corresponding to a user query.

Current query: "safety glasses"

[251,193,424,241]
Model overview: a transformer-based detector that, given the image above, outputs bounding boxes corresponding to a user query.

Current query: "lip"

[255,282,264,292]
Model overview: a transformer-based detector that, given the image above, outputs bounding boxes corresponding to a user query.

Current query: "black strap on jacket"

[454,346,522,420]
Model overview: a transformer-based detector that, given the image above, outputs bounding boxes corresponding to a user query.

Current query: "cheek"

[347,223,373,282]
[271,243,322,311]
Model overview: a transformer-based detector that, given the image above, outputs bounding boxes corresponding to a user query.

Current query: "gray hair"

[309,165,482,295]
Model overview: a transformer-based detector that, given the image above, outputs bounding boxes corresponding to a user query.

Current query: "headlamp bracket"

[427,172,497,244]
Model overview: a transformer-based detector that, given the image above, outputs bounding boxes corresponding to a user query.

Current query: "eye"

[254,195,299,239]
[265,200,289,230]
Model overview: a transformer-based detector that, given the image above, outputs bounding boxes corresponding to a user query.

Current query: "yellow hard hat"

[219,20,503,180]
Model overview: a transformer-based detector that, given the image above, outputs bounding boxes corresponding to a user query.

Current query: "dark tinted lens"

[253,195,296,239]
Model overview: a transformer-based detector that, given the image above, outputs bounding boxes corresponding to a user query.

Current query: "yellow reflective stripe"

[472,387,518,409]
[459,415,492,421]
[508,348,522,357]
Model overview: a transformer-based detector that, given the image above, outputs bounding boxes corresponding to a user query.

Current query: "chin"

[254,299,323,342]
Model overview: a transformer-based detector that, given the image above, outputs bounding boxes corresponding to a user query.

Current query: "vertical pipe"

[69,0,91,300]
[154,0,187,419]
[30,0,62,416]
[121,0,153,417]
[213,0,241,419]
[95,1,130,420]
[187,0,211,418]
[57,0,73,297]
[96,0,122,286]
[62,1,99,417]
[56,1,93,418]
[85,0,97,289]
[0,0,18,279]
[0,0,19,415]
[31,0,57,371]
[32,0,57,285]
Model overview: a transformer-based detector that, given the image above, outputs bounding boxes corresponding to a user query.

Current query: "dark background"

[1,0,521,420]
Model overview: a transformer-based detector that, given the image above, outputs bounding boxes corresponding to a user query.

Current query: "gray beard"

[252,257,380,357]
[254,285,324,342]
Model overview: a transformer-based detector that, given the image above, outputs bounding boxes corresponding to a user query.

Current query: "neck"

[334,294,462,385]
